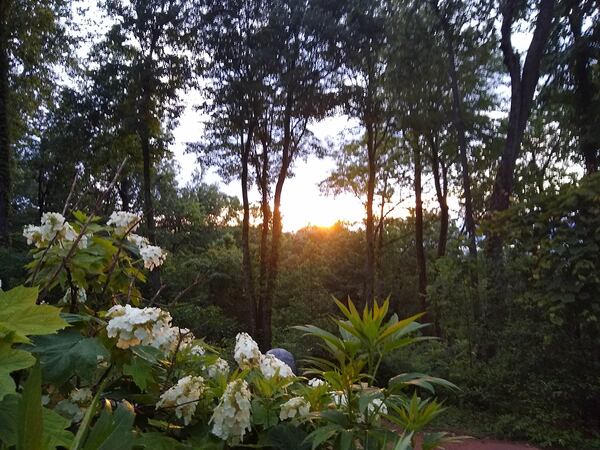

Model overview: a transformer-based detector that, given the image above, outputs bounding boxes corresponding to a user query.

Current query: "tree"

[0,0,72,245]
[102,0,196,244]
[489,0,556,214]
[429,0,495,258]
[340,0,393,306]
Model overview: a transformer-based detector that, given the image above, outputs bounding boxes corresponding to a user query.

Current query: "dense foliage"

[0,0,599,448]
[0,213,456,449]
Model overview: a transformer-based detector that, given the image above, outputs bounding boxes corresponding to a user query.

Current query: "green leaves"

[389,373,458,394]
[0,286,68,343]
[0,343,36,400]
[17,362,43,450]
[123,356,155,392]
[29,330,110,385]
[0,392,74,450]
[80,404,136,450]
[0,286,68,399]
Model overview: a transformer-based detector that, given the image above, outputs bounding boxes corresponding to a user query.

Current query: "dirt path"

[441,439,541,450]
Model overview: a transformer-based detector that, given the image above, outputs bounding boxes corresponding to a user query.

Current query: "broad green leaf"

[123,356,154,392]
[267,424,310,450]
[0,286,68,342]
[43,408,74,449]
[0,394,19,446]
[0,343,36,400]
[135,432,189,449]
[29,330,110,385]
[17,361,43,450]
[82,404,135,450]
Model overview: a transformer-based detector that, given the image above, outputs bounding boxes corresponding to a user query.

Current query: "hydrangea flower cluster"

[139,244,167,270]
[156,376,205,425]
[126,232,166,271]
[107,211,140,234]
[23,212,83,248]
[210,379,252,444]
[190,344,205,356]
[233,332,293,378]
[308,378,326,388]
[234,332,262,369]
[106,305,179,352]
[331,391,348,407]
[207,358,230,378]
[259,353,294,378]
[279,397,310,420]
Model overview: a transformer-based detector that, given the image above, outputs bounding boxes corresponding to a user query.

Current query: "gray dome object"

[266,348,296,374]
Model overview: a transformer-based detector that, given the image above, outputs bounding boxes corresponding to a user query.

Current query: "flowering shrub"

[0,210,458,450]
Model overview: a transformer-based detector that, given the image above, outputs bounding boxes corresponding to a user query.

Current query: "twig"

[148,283,166,306]
[100,217,143,297]
[171,272,206,306]
[39,158,129,300]
[62,173,79,216]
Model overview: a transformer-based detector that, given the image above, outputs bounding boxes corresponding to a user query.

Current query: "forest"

[0,0,599,449]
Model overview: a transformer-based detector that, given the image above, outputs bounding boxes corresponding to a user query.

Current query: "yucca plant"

[295,297,459,450]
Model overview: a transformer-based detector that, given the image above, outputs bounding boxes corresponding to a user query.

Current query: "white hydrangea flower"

[234,332,261,369]
[210,379,252,444]
[156,375,205,425]
[23,224,45,247]
[23,212,85,248]
[139,244,167,270]
[107,211,140,234]
[259,354,294,379]
[126,233,167,270]
[128,233,149,248]
[331,391,347,407]
[70,387,93,404]
[190,344,205,356]
[106,305,177,352]
[279,397,310,420]
[358,398,388,423]
[207,358,230,378]
[308,378,326,388]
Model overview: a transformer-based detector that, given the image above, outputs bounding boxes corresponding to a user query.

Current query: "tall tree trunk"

[413,141,428,322]
[257,141,270,324]
[364,121,377,306]
[440,17,477,257]
[0,0,10,246]
[119,178,132,212]
[261,94,293,350]
[489,0,555,216]
[428,134,448,259]
[241,127,257,335]
[568,0,598,174]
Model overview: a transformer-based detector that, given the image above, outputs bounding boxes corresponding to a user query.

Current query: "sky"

[171,102,371,231]
[74,2,538,233]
